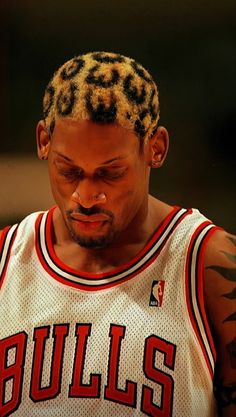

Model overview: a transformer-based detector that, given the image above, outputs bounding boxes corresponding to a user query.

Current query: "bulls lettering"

[104,324,137,407]
[0,332,27,417]
[0,324,176,416]
[69,324,101,398]
[30,324,69,402]
[141,335,176,417]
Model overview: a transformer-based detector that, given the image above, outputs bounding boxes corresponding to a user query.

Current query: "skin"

[36,118,171,272]
[204,231,236,417]
[37,118,236,416]
[0,118,235,416]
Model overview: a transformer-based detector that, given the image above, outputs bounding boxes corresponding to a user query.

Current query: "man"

[0,51,235,417]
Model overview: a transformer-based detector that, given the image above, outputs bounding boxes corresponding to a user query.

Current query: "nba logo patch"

[149,280,165,307]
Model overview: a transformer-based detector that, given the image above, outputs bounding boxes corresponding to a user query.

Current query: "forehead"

[50,119,140,162]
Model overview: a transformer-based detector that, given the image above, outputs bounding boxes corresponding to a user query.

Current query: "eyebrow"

[53,151,128,165]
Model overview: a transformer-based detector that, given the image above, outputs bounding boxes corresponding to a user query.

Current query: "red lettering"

[105,324,137,408]
[0,332,27,417]
[141,335,176,417]
[30,324,69,401]
[69,324,101,398]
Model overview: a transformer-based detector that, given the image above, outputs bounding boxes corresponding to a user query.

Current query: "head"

[37,52,169,249]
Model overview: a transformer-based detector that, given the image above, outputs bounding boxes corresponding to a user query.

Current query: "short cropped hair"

[43,51,160,140]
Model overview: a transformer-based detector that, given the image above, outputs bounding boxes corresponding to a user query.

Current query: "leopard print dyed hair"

[43,52,160,140]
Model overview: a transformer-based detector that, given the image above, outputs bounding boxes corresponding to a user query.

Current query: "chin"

[76,235,112,249]
[69,228,116,249]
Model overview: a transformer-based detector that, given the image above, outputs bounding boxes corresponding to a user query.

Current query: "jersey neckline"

[35,206,191,291]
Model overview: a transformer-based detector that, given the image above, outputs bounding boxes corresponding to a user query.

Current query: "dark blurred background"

[0,0,235,230]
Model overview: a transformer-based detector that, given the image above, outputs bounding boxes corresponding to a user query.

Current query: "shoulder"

[203,227,236,328]
[0,210,46,255]
[204,229,236,305]
[203,228,236,333]
[204,228,236,264]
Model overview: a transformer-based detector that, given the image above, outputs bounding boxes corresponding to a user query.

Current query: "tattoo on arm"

[222,287,236,300]
[207,236,236,324]
[226,337,236,369]
[207,235,236,283]
[206,265,236,283]
[228,237,236,247]
[214,379,236,408]
[206,235,236,381]
[221,251,236,264]
[223,312,236,323]
[207,265,236,323]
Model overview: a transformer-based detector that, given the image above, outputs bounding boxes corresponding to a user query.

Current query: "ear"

[36,120,51,160]
[148,126,169,168]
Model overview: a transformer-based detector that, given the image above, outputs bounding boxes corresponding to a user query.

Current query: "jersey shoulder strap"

[0,210,46,288]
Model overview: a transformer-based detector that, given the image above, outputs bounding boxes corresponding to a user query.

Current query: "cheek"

[49,172,74,205]
[113,169,145,204]
[112,183,141,218]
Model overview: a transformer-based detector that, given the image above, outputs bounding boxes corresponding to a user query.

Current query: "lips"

[70,213,110,222]
[69,213,110,232]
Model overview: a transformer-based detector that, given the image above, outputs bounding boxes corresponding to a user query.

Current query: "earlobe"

[149,126,169,168]
[36,120,51,160]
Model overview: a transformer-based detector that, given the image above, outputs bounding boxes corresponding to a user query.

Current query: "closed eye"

[96,167,127,180]
[58,168,83,182]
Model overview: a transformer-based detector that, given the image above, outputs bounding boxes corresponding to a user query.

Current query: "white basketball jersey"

[0,206,219,417]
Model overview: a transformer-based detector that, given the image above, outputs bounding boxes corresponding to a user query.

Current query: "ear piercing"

[151,161,160,168]
[151,155,162,168]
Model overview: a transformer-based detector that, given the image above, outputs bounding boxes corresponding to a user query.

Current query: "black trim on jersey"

[36,207,190,289]
[0,331,28,417]
[187,224,215,376]
[104,324,137,408]
[69,323,101,399]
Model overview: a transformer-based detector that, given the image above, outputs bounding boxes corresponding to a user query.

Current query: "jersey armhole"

[185,222,221,380]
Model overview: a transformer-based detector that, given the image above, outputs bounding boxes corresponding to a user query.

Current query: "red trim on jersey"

[0,226,11,255]
[0,225,18,290]
[35,224,166,291]
[46,206,185,278]
[185,222,220,379]
[197,226,222,361]
[35,206,191,291]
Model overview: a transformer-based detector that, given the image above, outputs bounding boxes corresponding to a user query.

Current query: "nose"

[71,179,107,208]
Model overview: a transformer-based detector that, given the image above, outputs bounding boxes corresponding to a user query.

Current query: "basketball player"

[0,52,235,417]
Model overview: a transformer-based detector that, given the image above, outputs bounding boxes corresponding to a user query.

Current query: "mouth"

[75,219,108,231]
[70,213,110,222]
[69,213,110,232]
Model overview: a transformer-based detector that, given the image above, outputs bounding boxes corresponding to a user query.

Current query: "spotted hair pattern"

[43,51,160,138]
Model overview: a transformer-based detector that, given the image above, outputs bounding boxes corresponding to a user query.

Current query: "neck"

[52,196,172,273]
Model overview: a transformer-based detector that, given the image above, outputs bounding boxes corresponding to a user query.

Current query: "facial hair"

[65,206,116,249]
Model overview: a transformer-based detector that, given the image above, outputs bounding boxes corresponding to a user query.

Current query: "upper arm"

[204,229,236,417]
